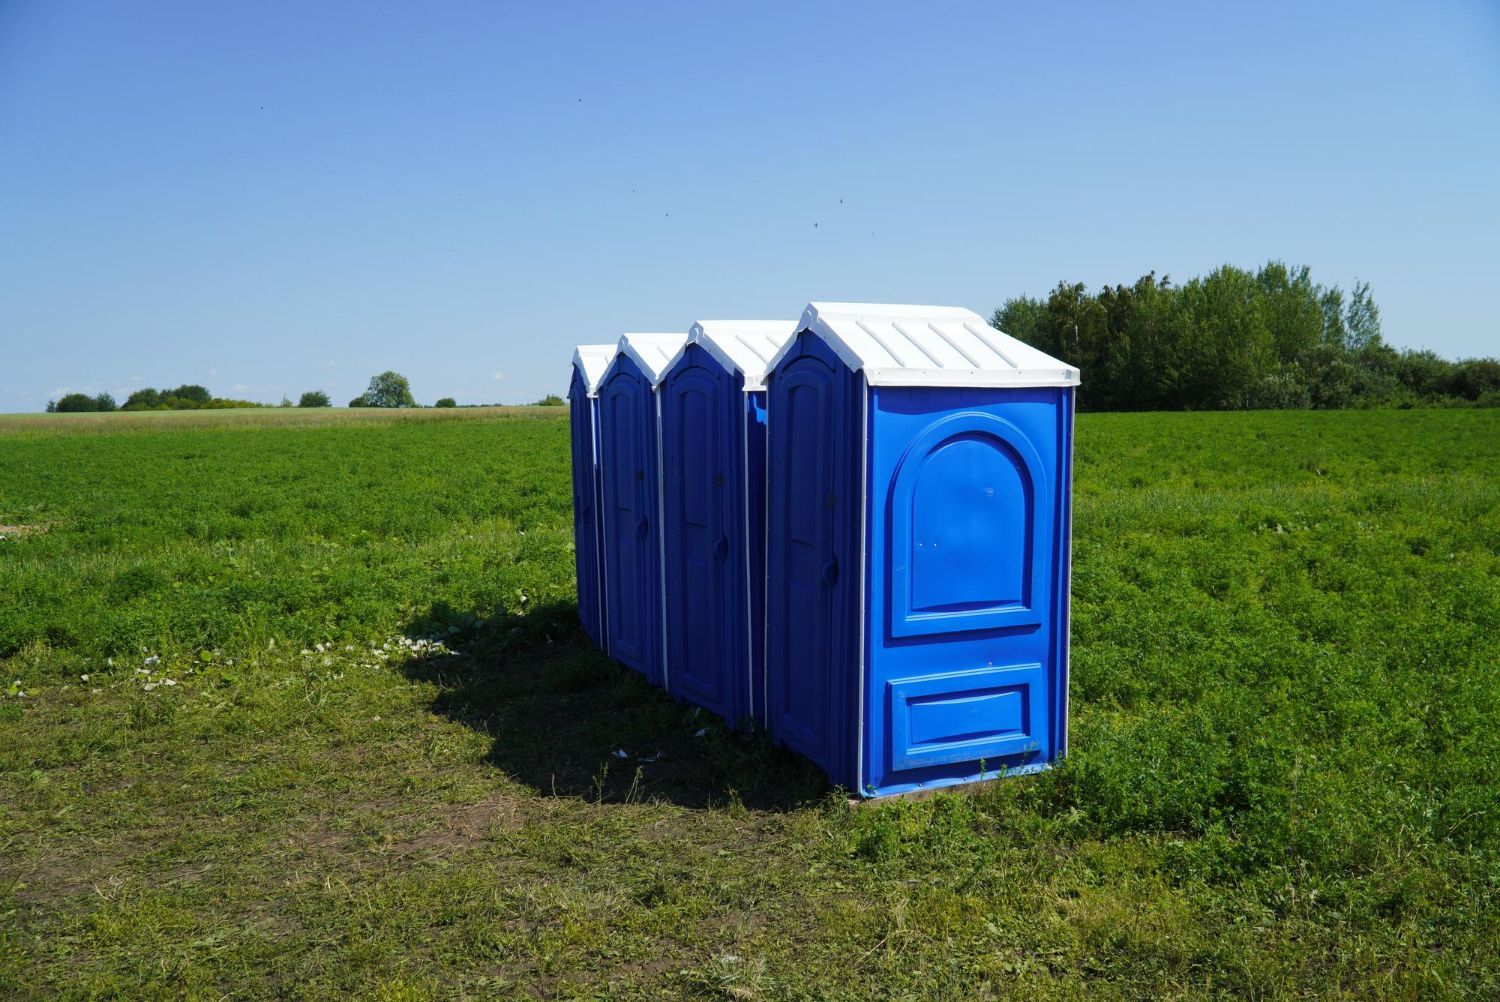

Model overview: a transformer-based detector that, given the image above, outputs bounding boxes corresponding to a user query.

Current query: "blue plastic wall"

[567,367,604,649]
[659,344,755,726]
[765,329,1073,796]
[597,354,664,685]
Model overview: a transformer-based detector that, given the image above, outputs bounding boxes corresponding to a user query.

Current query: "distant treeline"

[48,385,265,413]
[995,262,1500,411]
[45,374,566,413]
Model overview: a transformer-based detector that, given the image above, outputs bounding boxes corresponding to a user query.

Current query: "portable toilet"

[763,303,1079,797]
[596,333,687,686]
[568,345,615,652]
[658,321,796,727]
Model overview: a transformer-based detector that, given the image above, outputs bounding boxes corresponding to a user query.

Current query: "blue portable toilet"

[596,333,687,686]
[568,345,615,652]
[764,303,1080,797]
[658,321,796,728]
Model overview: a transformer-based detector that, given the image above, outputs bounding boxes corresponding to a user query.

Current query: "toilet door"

[766,352,844,773]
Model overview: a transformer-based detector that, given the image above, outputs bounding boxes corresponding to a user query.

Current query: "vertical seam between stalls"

[763,381,772,726]
[592,394,610,658]
[855,377,869,793]
[656,388,669,689]
[742,389,753,727]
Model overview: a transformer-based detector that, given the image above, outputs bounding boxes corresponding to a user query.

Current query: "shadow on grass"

[399,600,830,811]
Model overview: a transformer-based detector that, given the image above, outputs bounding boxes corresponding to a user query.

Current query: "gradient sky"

[2,1,1497,412]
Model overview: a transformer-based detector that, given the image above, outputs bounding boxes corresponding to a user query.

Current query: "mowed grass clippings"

[1,406,1496,1000]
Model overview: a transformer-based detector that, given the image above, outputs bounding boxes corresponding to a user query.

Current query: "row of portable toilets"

[569,302,1079,797]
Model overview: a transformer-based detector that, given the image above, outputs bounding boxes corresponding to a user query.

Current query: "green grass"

[1,407,1496,999]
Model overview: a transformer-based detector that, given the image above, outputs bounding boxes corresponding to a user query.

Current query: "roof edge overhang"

[667,320,798,392]
[571,344,618,397]
[601,333,687,388]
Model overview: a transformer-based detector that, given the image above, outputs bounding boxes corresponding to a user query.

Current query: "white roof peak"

[769,302,1080,388]
[605,333,688,387]
[571,344,616,396]
[668,320,798,392]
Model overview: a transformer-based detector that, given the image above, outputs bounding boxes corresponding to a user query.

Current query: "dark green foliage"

[1,408,1496,998]
[995,262,1498,411]
[117,385,260,411]
[362,370,416,408]
[123,387,162,410]
[298,390,331,408]
[534,393,564,406]
[434,397,457,408]
[347,395,368,407]
[52,392,100,412]
[167,384,212,405]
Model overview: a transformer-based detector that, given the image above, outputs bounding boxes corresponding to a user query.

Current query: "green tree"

[93,392,118,412]
[298,390,331,408]
[1345,280,1382,351]
[54,393,99,412]
[434,397,457,408]
[123,388,162,410]
[348,395,369,408]
[167,384,212,406]
[986,261,1496,411]
[534,394,564,406]
[362,371,416,408]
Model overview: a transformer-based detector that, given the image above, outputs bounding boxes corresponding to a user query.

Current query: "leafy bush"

[117,385,261,411]
[53,393,100,413]
[996,262,1496,411]
[298,391,331,408]
[123,388,162,410]
[434,397,457,408]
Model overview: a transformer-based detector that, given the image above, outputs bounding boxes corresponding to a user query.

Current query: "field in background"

[2,407,1496,999]
[0,404,565,436]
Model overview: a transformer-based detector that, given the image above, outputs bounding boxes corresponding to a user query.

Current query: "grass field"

[2,406,1496,999]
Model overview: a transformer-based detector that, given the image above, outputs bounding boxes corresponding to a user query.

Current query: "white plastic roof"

[769,302,1080,388]
[571,344,616,396]
[604,333,688,387]
[669,320,798,392]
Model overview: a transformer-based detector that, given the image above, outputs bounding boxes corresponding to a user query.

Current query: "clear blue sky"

[2,1,1496,412]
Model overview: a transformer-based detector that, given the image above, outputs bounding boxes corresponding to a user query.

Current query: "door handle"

[714,535,729,560]
[821,557,839,587]
[636,517,650,540]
